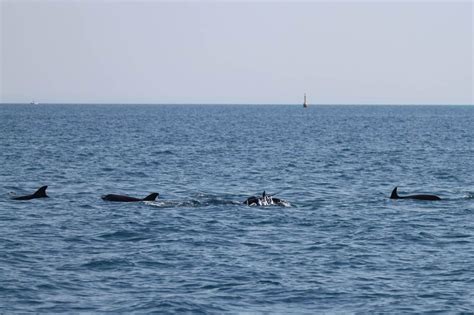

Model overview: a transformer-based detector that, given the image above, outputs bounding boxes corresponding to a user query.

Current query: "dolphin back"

[390,186,441,201]
[406,194,441,201]
[102,194,141,202]
[102,193,158,202]
[244,196,258,205]
[13,185,48,200]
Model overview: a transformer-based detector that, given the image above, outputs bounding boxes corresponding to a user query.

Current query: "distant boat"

[30,101,39,105]
[303,93,308,108]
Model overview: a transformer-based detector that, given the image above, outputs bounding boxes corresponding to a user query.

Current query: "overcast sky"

[1,0,473,104]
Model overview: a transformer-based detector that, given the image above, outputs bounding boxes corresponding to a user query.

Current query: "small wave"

[443,233,471,240]
[36,283,58,290]
[152,150,174,155]
[145,199,202,208]
[145,198,242,208]
[4,185,20,191]
[205,199,242,206]
[99,230,148,242]
[125,171,147,177]
[464,192,474,199]
[257,280,282,286]
[241,242,268,248]
[79,204,95,210]
[81,258,134,270]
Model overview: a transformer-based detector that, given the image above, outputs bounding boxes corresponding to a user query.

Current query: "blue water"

[1,104,473,313]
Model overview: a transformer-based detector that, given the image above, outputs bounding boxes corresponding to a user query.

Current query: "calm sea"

[1,104,473,313]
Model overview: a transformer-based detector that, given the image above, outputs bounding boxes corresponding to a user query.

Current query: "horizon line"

[0,102,473,106]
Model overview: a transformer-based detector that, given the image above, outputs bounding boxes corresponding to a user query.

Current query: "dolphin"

[101,193,159,202]
[244,191,286,206]
[390,187,441,201]
[12,185,48,200]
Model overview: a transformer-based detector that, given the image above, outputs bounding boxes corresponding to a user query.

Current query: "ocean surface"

[1,104,473,313]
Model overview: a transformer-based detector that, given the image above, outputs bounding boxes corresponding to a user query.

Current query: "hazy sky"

[1,0,473,104]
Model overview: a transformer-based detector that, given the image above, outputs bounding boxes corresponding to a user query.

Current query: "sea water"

[0,104,473,313]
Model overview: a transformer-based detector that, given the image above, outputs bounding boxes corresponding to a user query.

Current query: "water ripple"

[0,105,473,313]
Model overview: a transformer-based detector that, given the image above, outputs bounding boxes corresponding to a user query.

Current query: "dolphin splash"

[243,191,288,206]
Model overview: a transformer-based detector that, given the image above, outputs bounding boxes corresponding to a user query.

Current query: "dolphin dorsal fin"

[262,191,266,198]
[34,186,48,198]
[143,193,159,201]
[390,187,399,199]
